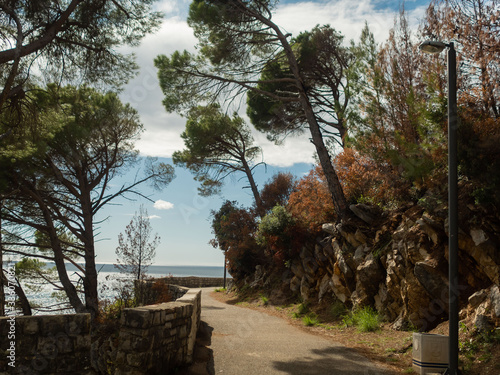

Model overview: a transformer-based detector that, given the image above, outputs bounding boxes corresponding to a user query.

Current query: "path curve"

[199,287,388,375]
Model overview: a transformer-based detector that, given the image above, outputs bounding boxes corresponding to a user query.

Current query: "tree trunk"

[13,277,32,316]
[21,183,86,313]
[82,206,99,320]
[241,157,264,217]
[248,6,349,219]
[267,19,349,218]
[0,270,32,316]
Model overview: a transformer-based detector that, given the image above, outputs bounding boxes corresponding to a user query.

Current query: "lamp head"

[419,40,447,54]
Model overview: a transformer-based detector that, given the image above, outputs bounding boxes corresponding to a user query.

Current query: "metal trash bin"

[412,333,449,374]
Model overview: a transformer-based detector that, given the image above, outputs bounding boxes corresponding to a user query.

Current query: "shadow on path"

[273,346,384,375]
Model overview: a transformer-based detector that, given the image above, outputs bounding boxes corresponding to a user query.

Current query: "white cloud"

[154,200,175,210]
[274,0,426,44]
[148,215,162,220]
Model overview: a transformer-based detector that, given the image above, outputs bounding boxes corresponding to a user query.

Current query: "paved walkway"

[198,288,388,375]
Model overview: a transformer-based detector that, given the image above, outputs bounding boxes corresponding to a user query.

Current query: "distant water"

[93,263,226,278]
[15,263,226,315]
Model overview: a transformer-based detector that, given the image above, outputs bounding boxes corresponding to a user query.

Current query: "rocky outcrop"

[282,203,500,331]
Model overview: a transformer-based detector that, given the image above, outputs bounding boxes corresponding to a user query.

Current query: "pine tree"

[115,205,160,282]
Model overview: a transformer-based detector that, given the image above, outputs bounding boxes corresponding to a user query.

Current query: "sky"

[93,0,431,267]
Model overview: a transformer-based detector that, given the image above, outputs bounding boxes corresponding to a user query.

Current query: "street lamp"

[419,40,459,375]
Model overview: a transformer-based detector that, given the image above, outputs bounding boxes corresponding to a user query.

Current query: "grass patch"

[214,287,226,293]
[343,306,380,332]
[298,302,309,315]
[302,313,319,327]
[260,294,269,306]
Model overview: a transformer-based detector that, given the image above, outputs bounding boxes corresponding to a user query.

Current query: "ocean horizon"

[11,263,228,314]
[42,262,227,278]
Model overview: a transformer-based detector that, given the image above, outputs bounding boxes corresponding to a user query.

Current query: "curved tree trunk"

[20,182,87,313]
[241,158,264,217]
[81,193,99,320]
[258,13,349,219]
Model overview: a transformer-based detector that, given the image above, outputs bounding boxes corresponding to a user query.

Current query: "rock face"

[279,203,500,331]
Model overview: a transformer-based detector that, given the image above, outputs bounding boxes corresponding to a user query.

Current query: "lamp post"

[419,40,459,375]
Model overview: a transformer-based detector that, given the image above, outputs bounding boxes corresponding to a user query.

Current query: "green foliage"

[298,302,310,315]
[302,313,319,327]
[115,205,160,281]
[1,84,174,317]
[260,294,269,306]
[172,104,262,199]
[0,0,162,91]
[256,204,302,266]
[256,205,295,245]
[155,51,204,114]
[187,0,277,65]
[99,294,137,322]
[247,25,351,145]
[343,307,380,332]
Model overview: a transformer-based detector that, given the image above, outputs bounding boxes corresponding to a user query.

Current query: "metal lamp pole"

[419,40,459,375]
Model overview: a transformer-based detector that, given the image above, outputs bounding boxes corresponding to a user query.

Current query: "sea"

[11,263,226,315]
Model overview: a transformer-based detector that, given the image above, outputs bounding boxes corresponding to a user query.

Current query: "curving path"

[198,287,388,375]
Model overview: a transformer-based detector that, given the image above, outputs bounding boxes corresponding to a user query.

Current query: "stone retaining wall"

[0,313,92,374]
[155,276,228,288]
[1,287,201,375]
[94,287,202,374]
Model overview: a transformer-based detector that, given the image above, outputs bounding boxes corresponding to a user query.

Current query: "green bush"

[298,302,309,315]
[302,313,319,326]
[343,306,380,332]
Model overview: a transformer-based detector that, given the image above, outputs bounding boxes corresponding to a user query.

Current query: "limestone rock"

[468,289,489,309]
[314,244,328,265]
[332,239,354,278]
[416,216,441,246]
[303,257,319,276]
[473,314,492,334]
[322,223,336,235]
[354,259,384,307]
[318,274,332,302]
[290,260,305,279]
[414,261,449,311]
[349,203,380,225]
[300,277,312,302]
[300,245,314,260]
[470,228,489,246]
[331,271,350,303]
[289,275,301,293]
[490,285,500,318]
[353,244,369,266]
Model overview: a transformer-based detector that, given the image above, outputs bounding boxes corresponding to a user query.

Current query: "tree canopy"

[155,0,350,218]
[173,104,264,213]
[1,85,174,317]
[0,0,162,141]
[115,205,160,281]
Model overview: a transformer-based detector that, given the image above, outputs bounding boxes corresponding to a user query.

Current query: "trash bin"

[412,333,449,374]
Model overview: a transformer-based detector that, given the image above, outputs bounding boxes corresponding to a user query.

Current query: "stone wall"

[0,313,92,374]
[154,276,228,288]
[247,203,500,332]
[0,287,201,375]
[94,288,202,375]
